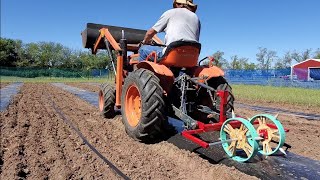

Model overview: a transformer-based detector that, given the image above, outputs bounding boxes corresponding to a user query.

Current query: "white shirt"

[152,8,201,49]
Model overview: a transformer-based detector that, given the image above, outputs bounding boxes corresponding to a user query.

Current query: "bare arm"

[142,28,157,44]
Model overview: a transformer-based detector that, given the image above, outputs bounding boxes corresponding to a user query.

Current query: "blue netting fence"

[0,67,112,79]
[1,67,319,89]
[225,68,320,89]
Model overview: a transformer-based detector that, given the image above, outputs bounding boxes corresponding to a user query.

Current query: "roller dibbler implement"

[82,23,290,162]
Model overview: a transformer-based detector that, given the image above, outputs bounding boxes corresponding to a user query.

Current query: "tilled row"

[49,95,129,179]
[1,83,256,179]
[48,83,256,179]
[0,84,120,180]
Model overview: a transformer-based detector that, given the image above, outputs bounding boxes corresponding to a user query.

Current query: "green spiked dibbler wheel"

[250,114,286,156]
[220,118,259,162]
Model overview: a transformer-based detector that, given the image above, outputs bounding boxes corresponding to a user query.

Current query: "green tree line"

[1,37,319,70]
[207,47,320,70]
[0,38,110,70]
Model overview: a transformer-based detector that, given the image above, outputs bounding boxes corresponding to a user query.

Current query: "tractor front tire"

[121,69,166,142]
[99,83,116,118]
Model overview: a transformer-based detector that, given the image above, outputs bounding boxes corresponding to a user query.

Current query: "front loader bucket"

[81,23,146,50]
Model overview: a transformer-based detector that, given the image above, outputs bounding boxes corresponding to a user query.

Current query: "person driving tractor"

[138,0,201,61]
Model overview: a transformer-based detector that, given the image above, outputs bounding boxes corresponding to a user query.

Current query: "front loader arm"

[93,28,123,107]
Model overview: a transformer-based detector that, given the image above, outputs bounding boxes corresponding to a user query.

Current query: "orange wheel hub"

[99,91,104,112]
[125,84,141,127]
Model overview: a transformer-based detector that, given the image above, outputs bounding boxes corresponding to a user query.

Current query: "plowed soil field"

[1,83,258,180]
[67,82,320,161]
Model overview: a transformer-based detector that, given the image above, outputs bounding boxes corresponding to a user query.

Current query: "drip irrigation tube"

[48,95,130,180]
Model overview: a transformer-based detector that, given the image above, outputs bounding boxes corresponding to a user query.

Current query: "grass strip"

[232,84,320,107]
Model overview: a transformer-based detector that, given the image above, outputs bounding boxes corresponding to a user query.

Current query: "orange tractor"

[82,23,288,162]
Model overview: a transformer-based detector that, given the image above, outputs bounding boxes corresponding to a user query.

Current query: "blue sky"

[1,0,319,63]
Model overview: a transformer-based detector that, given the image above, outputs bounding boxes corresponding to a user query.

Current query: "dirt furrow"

[0,83,120,179]
[1,91,30,179]
[27,91,74,179]
[49,83,256,179]
[0,96,18,175]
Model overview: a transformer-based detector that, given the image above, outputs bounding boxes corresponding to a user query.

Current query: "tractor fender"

[137,61,174,95]
[191,66,225,82]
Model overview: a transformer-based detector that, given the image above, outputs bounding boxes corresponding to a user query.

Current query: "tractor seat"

[158,41,201,68]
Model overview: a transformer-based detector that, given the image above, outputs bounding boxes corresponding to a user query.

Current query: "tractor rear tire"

[99,83,116,118]
[194,76,234,122]
[121,69,166,142]
[211,76,235,113]
[216,77,235,113]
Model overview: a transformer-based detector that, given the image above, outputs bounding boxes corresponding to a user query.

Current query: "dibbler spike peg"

[279,148,287,156]
[274,113,279,119]
[232,110,236,118]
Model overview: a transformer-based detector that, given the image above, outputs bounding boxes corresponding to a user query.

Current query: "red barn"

[291,59,320,81]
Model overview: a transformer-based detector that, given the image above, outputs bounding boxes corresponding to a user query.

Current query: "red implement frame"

[181,90,289,148]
